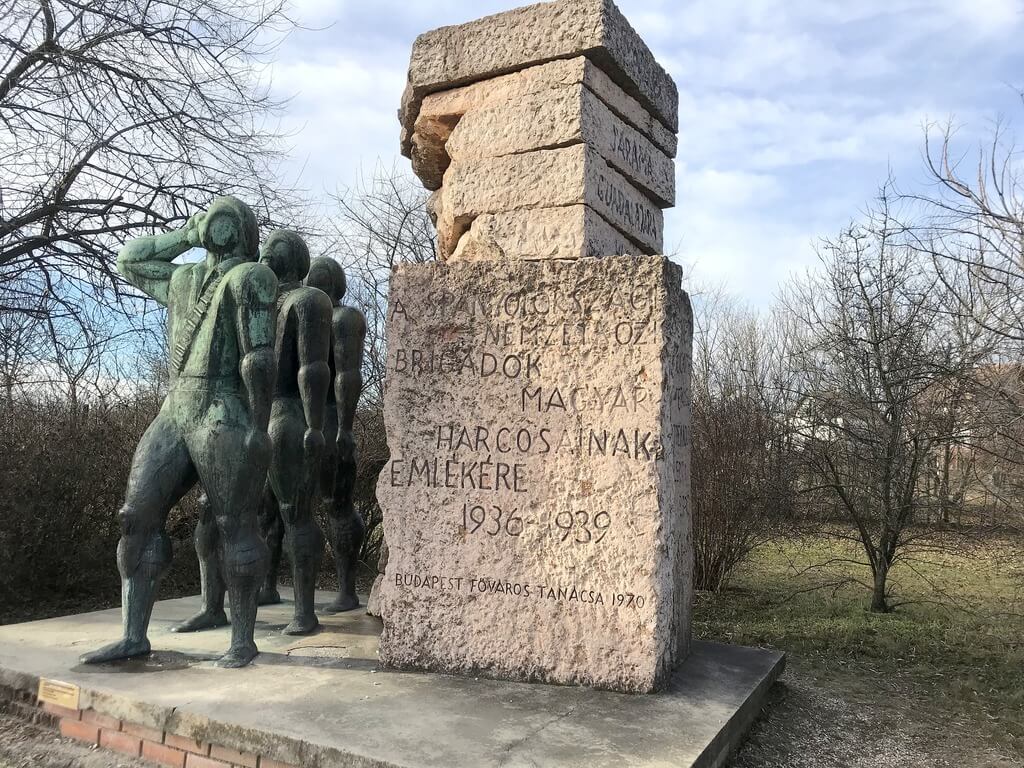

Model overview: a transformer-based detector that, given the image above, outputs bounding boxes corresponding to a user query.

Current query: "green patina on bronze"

[80,196,278,669]
[175,230,338,638]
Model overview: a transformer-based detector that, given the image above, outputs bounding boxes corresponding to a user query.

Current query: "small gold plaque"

[37,678,80,710]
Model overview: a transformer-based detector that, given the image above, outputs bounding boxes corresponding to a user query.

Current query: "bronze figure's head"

[259,229,311,284]
[305,256,347,305]
[199,196,259,260]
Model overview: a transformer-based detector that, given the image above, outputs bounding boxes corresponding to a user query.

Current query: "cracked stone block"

[376,255,693,692]
[444,85,675,207]
[414,57,676,166]
[438,144,663,258]
[451,205,646,261]
[399,0,678,154]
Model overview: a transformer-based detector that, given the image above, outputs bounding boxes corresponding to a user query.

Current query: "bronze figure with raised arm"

[80,196,277,668]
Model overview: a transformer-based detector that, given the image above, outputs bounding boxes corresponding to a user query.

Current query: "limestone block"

[366,540,389,618]
[400,0,678,155]
[444,87,675,207]
[410,114,458,192]
[368,577,385,618]
[376,255,693,693]
[451,205,646,261]
[416,57,677,158]
[439,144,663,257]
[426,190,462,258]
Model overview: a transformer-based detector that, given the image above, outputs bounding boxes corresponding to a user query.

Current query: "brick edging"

[1,686,296,768]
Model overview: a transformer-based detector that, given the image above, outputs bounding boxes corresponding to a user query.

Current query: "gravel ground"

[732,658,1022,768]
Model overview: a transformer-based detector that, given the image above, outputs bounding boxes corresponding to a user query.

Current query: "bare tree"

[901,103,1023,346]
[784,194,992,612]
[325,165,436,410]
[0,292,45,412]
[318,166,436,569]
[0,0,300,320]
[903,102,1024,526]
[690,289,798,591]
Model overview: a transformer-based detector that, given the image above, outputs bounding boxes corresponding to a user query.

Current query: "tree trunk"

[940,444,953,524]
[870,562,890,613]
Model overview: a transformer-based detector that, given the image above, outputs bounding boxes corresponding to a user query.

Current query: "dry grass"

[695,532,1024,765]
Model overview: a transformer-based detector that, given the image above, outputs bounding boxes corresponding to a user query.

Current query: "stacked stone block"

[401,0,678,261]
[378,0,693,694]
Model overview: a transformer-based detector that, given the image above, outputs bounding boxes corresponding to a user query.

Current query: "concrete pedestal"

[0,590,784,768]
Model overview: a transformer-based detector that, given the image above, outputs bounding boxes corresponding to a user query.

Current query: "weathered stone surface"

[400,0,679,155]
[376,255,693,692]
[439,144,663,257]
[581,56,677,157]
[426,190,461,258]
[444,86,675,207]
[451,205,646,261]
[416,57,677,158]
[366,575,384,617]
[366,539,389,618]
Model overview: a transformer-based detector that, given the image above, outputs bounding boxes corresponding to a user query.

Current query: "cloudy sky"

[268,0,1024,305]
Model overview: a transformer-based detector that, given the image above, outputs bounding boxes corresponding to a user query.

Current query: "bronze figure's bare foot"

[324,594,360,613]
[215,643,259,668]
[282,615,319,636]
[80,638,151,665]
[170,610,229,633]
[258,586,282,606]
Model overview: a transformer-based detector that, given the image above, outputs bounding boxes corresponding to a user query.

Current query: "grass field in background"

[693,532,1024,754]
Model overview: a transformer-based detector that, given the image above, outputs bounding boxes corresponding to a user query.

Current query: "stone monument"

[81,196,277,668]
[377,0,693,693]
[305,256,369,613]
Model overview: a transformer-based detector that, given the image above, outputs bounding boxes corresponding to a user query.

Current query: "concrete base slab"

[0,590,784,768]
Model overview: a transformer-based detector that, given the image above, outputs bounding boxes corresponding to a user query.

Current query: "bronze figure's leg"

[171,491,229,632]
[257,484,284,605]
[269,397,324,635]
[325,428,364,613]
[319,402,339,500]
[192,411,271,668]
[80,414,196,664]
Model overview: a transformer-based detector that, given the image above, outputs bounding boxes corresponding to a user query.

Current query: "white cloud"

[269,51,406,197]
[944,0,1023,36]
[267,0,1023,306]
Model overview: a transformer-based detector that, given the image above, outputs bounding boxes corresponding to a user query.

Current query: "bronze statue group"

[80,196,367,669]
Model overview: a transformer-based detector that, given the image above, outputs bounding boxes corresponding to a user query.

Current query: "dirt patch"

[731,656,1022,768]
[0,712,151,768]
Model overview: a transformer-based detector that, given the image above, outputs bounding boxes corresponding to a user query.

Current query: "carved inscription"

[377,257,691,691]
[610,122,654,181]
[393,572,648,609]
[384,260,670,606]
[595,171,660,240]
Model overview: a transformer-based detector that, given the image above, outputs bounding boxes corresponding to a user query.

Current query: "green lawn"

[693,532,1024,755]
